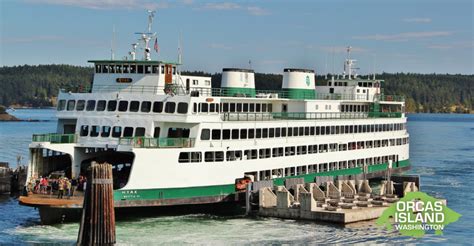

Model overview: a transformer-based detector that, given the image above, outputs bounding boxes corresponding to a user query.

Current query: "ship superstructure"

[22,12,409,220]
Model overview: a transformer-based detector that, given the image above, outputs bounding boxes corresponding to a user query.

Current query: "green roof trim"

[88,60,181,65]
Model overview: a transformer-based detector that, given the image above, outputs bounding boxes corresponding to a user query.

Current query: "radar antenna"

[135,10,157,61]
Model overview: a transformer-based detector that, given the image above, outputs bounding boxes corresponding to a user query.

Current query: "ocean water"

[0,109,472,244]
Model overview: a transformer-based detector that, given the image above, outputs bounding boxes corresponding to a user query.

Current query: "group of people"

[27,175,88,199]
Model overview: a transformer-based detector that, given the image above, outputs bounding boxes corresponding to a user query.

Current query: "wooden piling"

[77,162,116,245]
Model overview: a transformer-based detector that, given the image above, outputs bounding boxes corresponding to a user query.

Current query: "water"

[0,110,473,244]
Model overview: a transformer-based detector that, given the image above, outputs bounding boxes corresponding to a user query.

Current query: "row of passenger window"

[254,154,396,181]
[58,99,189,114]
[178,137,409,163]
[80,125,148,138]
[200,123,406,140]
[95,64,176,75]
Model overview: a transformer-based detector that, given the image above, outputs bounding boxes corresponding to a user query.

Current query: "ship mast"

[134,10,157,61]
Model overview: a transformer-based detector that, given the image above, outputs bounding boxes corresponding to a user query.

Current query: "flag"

[154,37,159,53]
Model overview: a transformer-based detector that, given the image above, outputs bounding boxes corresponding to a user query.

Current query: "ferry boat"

[20,11,410,223]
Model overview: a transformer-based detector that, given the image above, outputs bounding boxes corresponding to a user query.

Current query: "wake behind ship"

[19,11,410,224]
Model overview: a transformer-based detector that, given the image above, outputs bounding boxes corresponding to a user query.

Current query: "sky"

[0,0,473,74]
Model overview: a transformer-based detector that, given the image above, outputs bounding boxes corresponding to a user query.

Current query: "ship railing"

[62,85,404,102]
[32,133,77,144]
[221,111,402,121]
[118,137,195,148]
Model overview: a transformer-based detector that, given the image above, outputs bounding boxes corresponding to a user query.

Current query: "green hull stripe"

[221,87,256,97]
[114,159,410,201]
[282,88,315,99]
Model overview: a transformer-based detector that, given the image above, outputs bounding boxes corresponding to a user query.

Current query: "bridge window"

[107,101,117,111]
[123,127,134,137]
[130,101,139,112]
[141,101,151,112]
[130,65,137,73]
[135,127,145,137]
[165,102,176,113]
[137,65,144,73]
[201,103,208,113]
[101,126,111,137]
[97,100,106,111]
[145,65,151,74]
[152,65,159,74]
[90,125,100,137]
[118,101,128,112]
[112,126,122,138]
[76,100,85,111]
[201,129,210,140]
[153,101,163,113]
[67,100,75,111]
[80,125,89,136]
[211,129,221,140]
[86,100,96,111]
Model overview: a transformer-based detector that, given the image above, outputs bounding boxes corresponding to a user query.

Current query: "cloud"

[199,2,269,16]
[25,0,168,10]
[427,41,474,50]
[353,31,452,41]
[1,35,64,44]
[403,18,432,23]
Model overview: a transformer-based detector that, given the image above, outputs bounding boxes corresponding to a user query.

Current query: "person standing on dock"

[57,178,64,199]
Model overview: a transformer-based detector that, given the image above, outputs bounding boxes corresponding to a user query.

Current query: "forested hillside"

[0,65,472,113]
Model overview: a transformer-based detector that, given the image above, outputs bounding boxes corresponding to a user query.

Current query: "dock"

[248,175,420,224]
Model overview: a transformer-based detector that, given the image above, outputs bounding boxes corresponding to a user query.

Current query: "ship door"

[165,64,173,84]
[282,104,288,118]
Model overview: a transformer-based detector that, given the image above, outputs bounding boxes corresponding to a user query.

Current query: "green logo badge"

[376,191,461,237]
[305,75,310,86]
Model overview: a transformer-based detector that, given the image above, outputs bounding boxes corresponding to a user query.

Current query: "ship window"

[256,128,262,138]
[165,102,176,113]
[141,101,151,112]
[243,103,249,112]
[308,144,318,154]
[152,65,159,74]
[262,128,268,138]
[211,129,221,140]
[161,65,165,74]
[130,101,140,112]
[179,152,190,163]
[287,127,293,137]
[123,127,134,137]
[268,104,272,112]
[316,126,320,135]
[237,103,242,112]
[80,125,89,136]
[145,65,151,74]
[118,101,128,112]
[275,128,281,137]
[201,103,208,113]
[244,149,258,160]
[153,101,163,113]
[67,100,75,111]
[259,148,271,159]
[223,103,229,112]
[172,67,176,75]
[97,100,106,111]
[256,104,261,112]
[130,65,137,73]
[95,65,101,73]
[90,125,100,137]
[110,65,116,73]
[304,127,310,136]
[192,80,198,85]
[262,104,267,112]
[299,127,304,136]
[135,127,145,137]
[230,103,236,112]
[226,151,242,161]
[76,100,85,111]
[272,147,283,157]
[112,126,122,138]
[57,100,66,111]
[107,101,117,111]
[281,127,286,137]
[153,127,161,138]
[269,128,274,138]
[293,127,299,136]
[205,151,224,162]
[86,100,96,111]
[285,146,295,156]
[240,129,247,139]
[222,129,230,140]
[310,127,315,135]
[101,126,111,137]
[123,65,129,74]
[137,65,144,73]
[248,129,255,139]
[116,65,122,73]
[249,103,255,112]
[201,129,210,140]
[232,129,239,139]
